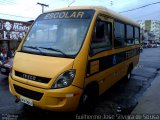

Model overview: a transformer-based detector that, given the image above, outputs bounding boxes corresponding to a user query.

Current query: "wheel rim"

[82,94,88,104]
[127,72,131,79]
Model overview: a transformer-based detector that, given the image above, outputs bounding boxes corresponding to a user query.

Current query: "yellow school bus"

[9,6,140,112]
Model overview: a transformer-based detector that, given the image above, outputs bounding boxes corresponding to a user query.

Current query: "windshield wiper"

[39,47,67,57]
[23,45,46,55]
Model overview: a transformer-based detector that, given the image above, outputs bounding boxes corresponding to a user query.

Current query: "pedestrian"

[0,51,3,61]
[7,49,12,59]
[2,49,7,62]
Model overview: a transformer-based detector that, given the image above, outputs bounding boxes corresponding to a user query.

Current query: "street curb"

[131,71,160,114]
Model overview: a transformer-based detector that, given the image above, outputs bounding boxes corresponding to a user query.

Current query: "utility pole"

[68,0,75,7]
[37,2,49,13]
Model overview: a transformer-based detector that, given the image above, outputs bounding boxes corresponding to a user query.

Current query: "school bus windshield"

[21,10,95,58]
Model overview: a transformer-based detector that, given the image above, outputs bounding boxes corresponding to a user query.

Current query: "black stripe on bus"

[86,47,140,77]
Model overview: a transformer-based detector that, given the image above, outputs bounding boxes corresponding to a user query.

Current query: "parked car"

[0,58,13,75]
[147,43,152,48]
[152,43,158,48]
[143,43,148,48]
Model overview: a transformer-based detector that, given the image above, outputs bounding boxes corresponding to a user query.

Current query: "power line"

[133,10,160,19]
[0,0,15,5]
[0,12,35,19]
[119,1,160,13]
[68,0,75,7]
[0,0,34,19]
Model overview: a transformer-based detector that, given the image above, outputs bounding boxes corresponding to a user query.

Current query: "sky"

[0,0,160,22]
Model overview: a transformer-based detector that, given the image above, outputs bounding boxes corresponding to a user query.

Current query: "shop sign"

[0,19,32,40]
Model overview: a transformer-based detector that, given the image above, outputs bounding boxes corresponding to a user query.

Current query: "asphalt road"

[0,47,160,120]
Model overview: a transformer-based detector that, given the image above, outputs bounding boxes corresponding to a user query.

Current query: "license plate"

[20,96,33,106]
[1,68,6,73]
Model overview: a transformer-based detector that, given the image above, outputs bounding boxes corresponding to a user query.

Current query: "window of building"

[114,21,125,48]
[126,25,134,46]
[90,18,112,55]
[134,27,140,44]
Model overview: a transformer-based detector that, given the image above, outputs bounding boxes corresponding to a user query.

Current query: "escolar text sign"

[39,10,95,20]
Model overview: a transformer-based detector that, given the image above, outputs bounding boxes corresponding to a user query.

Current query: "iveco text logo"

[22,74,36,81]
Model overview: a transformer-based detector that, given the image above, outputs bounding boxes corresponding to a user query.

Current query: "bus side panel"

[85,61,126,95]
[125,54,140,71]
[125,46,140,71]
[85,46,140,95]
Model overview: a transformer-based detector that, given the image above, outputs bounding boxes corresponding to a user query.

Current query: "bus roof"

[46,6,139,27]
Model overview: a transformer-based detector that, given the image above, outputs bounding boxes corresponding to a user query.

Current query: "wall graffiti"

[0,19,32,40]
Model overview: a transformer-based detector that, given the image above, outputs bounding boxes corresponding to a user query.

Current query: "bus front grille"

[15,71,51,84]
[14,84,43,101]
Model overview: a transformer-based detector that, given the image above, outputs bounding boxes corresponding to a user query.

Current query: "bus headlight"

[52,70,76,89]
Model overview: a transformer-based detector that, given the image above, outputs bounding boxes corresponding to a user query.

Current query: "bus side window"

[90,19,112,55]
[114,21,125,48]
[134,27,140,44]
[126,25,134,46]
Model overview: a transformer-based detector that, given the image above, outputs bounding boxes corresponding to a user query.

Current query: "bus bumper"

[9,75,82,112]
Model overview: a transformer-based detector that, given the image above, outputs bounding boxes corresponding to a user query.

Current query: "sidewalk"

[131,71,160,114]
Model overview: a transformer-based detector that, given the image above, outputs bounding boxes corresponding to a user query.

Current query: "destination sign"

[38,10,95,20]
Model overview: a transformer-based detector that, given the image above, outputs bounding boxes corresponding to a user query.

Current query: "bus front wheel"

[78,84,98,113]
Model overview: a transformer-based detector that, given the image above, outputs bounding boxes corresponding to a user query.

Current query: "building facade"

[137,20,160,43]
[0,19,32,52]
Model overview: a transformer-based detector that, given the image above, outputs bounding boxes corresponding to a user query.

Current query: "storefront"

[0,19,32,52]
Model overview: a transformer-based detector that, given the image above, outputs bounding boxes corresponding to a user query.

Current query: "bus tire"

[78,83,98,113]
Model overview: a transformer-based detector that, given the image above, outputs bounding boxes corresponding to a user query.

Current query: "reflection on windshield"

[39,46,67,57]
[22,13,93,57]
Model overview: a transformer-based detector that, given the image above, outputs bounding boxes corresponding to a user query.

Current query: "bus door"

[85,15,116,95]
